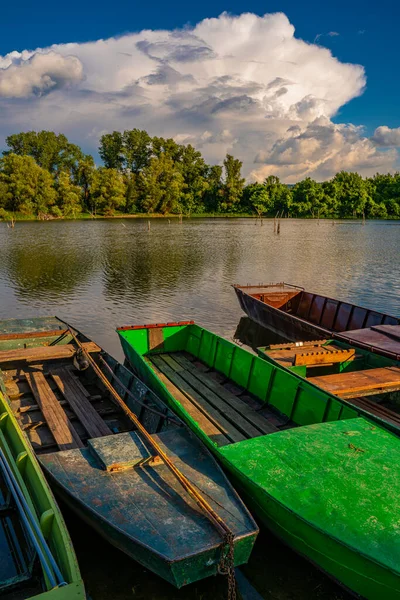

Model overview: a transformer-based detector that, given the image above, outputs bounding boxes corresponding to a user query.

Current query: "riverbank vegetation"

[0,130,400,220]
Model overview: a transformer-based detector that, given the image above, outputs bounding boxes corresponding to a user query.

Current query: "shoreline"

[1,212,400,223]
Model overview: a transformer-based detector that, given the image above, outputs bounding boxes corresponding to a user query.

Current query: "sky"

[0,0,399,182]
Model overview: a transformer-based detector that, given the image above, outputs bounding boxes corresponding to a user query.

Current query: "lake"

[1,217,399,599]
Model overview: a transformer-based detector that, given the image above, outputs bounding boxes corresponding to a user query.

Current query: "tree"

[91,168,126,214]
[99,132,124,171]
[291,178,323,216]
[138,154,184,214]
[178,145,208,215]
[263,175,292,215]
[332,171,371,217]
[242,183,272,217]
[221,154,245,211]
[0,154,56,215]
[4,131,83,175]
[56,170,82,217]
[75,155,95,211]
[203,165,223,212]
[122,130,152,173]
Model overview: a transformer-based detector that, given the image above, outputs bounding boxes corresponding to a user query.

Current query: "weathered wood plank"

[51,368,112,438]
[151,356,246,444]
[0,342,100,365]
[0,329,68,341]
[310,366,400,398]
[268,340,328,351]
[25,371,84,450]
[294,348,355,366]
[147,358,230,446]
[171,353,275,436]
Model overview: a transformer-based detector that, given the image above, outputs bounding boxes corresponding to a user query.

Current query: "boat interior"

[258,339,400,428]
[118,323,396,449]
[234,283,399,331]
[0,320,256,585]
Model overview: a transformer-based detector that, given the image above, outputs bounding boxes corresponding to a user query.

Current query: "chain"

[218,532,237,600]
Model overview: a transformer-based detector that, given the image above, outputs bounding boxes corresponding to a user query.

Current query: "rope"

[68,330,236,599]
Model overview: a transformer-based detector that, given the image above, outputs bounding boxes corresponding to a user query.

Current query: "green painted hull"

[0,381,84,599]
[118,322,400,600]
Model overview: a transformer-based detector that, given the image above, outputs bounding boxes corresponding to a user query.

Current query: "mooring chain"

[68,328,237,599]
[218,532,236,600]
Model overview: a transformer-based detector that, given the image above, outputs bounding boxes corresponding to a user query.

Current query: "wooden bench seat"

[0,342,100,365]
[310,366,400,399]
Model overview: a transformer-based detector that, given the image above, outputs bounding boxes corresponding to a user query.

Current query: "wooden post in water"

[147,220,151,232]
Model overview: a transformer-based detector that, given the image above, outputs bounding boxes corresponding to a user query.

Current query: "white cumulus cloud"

[0,11,397,180]
[371,126,400,147]
[0,51,83,97]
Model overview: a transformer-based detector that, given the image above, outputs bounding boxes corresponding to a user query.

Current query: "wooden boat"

[0,317,257,589]
[233,282,399,341]
[336,324,400,361]
[257,336,400,431]
[118,320,400,600]
[0,335,84,598]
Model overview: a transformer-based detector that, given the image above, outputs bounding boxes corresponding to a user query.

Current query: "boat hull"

[234,286,329,340]
[39,427,257,589]
[223,466,400,600]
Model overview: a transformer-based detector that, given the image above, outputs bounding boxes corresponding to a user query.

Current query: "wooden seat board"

[171,353,276,436]
[146,359,230,447]
[149,356,245,444]
[0,342,100,365]
[310,366,400,398]
[24,371,84,450]
[51,367,112,438]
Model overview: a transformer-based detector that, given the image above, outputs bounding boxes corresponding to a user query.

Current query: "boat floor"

[147,352,296,447]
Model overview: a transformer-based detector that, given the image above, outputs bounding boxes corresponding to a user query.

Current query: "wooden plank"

[310,366,400,398]
[153,356,247,444]
[24,371,84,450]
[0,329,68,341]
[147,357,232,446]
[0,342,100,365]
[148,328,164,351]
[161,355,262,439]
[294,348,355,366]
[51,368,112,438]
[172,353,276,436]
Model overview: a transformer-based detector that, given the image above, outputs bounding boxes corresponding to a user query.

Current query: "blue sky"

[0,1,398,180]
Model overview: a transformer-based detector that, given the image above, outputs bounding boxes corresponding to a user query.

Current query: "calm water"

[1,217,399,599]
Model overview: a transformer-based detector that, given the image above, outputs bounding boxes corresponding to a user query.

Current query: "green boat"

[0,364,84,598]
[257,337,400,430]
[118,320,400,600]
[0,317,257,589]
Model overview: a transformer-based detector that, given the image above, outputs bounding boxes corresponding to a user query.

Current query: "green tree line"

[0,130,399,219]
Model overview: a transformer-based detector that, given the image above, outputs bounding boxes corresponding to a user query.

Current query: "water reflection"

[234,317,289,350]
[0,218,399,362]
